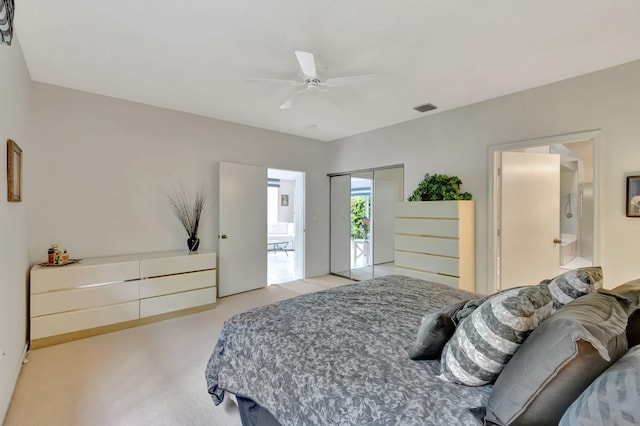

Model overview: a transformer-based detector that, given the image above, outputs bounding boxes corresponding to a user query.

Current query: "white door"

[218,162,267,297]
[500,151,560,290]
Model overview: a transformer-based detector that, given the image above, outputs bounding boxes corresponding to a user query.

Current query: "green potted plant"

[396,173,475,291]
[407,173,472,201]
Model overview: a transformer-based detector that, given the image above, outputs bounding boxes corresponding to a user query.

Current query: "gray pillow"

[438,299,468,319]
[607,278,640,310]
[485,292,629,426]
[601,278,640,347]
[408,312,456,360]
[559,345,640,426]
[453,285,531,325]
[543,266,603,310]
[453,295,490,324]
[439,285,553,386]
[409,300,467,360]
[628,309,640,348]
[454,266,601,326]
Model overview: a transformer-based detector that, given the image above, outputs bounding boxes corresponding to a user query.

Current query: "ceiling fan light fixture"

[251,50,377,110]
[413,103,437,113]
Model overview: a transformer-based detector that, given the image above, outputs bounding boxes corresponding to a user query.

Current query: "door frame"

[487,129,602,293]
[266,168,306,284]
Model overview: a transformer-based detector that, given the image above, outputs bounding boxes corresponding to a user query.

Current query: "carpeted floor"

[4,275,353,426]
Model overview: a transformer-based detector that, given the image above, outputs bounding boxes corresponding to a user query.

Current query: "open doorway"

[267,169,305,285]
[489,130,600,292]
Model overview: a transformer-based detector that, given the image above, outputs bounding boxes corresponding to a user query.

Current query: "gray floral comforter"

[205,275,492,425]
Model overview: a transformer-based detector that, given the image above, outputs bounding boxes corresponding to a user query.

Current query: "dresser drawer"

[395,251,459,277]
[395,234,460,257]
[140,287,216,318]
[140,252,216,277]
[30,301,139,339]
[393,266,459,288]
[31,281,140,317]
[140,270,215,298]
[30,261,139,294]
[395,217,460,238]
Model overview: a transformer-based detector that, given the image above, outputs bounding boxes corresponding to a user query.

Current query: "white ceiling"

[15,1,640,142]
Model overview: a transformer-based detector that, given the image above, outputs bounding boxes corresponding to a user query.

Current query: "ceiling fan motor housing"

[305,78,322,90]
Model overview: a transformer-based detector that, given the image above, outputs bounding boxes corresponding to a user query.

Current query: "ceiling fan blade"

[324,74,376,87]
[294,51,317,77]
[245,77,303,85]
[279,89,307,110]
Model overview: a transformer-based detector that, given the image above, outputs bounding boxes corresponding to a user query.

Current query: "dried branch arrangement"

[166,184,207,239]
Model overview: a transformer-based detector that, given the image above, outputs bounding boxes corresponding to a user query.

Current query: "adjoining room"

[267,168,305,285]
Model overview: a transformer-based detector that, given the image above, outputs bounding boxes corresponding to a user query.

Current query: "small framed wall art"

[626,175,640,217]
[7,139,22,202]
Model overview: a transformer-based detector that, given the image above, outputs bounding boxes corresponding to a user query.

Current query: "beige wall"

[330,59,640,294]
[0,37,32,421]
[26,83,332,278]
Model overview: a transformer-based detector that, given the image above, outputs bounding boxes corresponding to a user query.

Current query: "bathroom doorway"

[489,130,600,292]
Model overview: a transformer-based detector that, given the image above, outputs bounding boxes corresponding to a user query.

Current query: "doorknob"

[219,235,228,239]
[553,238,562,244]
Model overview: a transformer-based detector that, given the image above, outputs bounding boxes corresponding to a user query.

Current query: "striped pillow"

[559,345,640,426]
[544,267,603,310]
[439,285,553,386]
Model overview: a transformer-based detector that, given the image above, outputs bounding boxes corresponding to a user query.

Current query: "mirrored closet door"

[329,165,403,280]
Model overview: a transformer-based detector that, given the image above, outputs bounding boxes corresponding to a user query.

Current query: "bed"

[205,275,491,425]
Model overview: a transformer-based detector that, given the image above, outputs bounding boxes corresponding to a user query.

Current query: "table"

[268,240,289,256]
[352,239,370,265]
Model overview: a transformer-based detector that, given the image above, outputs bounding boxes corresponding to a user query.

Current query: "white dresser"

[394,201,475,292]
[30,251,216,348]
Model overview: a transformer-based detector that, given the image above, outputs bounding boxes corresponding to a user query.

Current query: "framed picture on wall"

[280,194,289,207]
[626,175,640,217]
[7,139,22,202]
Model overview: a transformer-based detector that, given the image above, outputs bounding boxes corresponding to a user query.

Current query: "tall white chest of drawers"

[30,251,216,348]
[394,201,475,292]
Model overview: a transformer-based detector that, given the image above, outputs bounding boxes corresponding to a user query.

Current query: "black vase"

[187,236,200,252]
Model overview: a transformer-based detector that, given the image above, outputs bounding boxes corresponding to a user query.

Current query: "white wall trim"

[487,129,602,294]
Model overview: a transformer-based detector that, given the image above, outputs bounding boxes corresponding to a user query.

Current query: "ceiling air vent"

[413,103,437,113]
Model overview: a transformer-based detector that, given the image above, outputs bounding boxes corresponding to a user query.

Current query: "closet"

[329,165,403,280]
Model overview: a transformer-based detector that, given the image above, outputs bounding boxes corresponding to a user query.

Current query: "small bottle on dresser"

[52,244,62,265]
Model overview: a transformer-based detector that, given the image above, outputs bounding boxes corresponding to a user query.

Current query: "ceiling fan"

[246,51,375,110]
